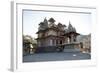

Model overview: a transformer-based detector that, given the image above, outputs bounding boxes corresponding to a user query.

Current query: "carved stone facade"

[36,18,80,52]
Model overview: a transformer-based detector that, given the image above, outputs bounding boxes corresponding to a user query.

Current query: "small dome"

[48,17,55,23]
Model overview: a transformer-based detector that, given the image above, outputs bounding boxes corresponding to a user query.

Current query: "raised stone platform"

[63,43,80,52]
[35,43,80,53]
[63,48,80,52]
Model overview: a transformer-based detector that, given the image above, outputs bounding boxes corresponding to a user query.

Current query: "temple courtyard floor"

[23,52,91,62]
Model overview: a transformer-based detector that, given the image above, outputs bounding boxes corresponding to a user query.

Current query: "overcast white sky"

[23,10,91,38]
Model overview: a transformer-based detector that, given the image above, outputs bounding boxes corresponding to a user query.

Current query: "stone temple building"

[36,18,80,53]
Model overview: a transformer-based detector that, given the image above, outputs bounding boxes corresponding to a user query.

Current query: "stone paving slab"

[23,52,91,62]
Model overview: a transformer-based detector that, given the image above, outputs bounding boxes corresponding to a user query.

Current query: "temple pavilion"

[36,18,80,52]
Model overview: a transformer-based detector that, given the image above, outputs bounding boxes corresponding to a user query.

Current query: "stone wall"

[35,43,80,53]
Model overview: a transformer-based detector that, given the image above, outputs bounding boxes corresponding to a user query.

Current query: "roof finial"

[44,17,48,24]
[44,17,46,19]
[69,21,71,25]
[44,17,47,21]
[68,21,73,30]
[68,21,72,27]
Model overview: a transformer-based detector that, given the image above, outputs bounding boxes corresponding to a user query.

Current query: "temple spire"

[69,21,71,25]
[44,17,48,28]
[69,21,72,27]
[44,17,47,21]
[68,21,76,32]
[68,21,73,30]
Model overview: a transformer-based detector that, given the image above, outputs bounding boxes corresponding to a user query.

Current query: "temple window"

[74,38,76,42]
[56,40,58,45]
[60,40,62,44]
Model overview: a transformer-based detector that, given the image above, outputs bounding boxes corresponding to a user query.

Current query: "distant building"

[36,18,80,52]
[77,34,91,53]
[23,35,37,55]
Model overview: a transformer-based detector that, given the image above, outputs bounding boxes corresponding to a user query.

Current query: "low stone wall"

[63,43,81,52]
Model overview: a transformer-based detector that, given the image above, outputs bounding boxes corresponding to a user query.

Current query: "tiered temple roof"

[37,18,77,34]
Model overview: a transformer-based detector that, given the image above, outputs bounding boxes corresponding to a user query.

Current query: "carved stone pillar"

[71,34,74,43]
[67,37,70,44]
[50,39,53,46]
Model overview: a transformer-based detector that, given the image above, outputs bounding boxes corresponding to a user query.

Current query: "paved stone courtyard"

[23,52,91,62]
